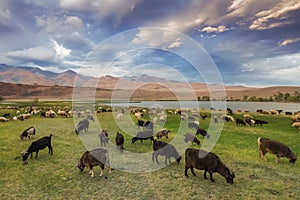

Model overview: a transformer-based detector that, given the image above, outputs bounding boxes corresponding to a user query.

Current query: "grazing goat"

[258,137,297,163]
[3,113,10,118]
[227,108,233,115]
[254,119,268,126]
[188,122,199,130]
[99,130,109,146]
[77,148,111,178]
[184,148,235,184]
[156,128,170,139]
[184,133,200,145]
[115,131,124,153]
[236,118,246,126]
[75,119,89,134]
[132,130,154,144]
[20,126,36,139]
[20,134,53,163]
[152,140,181,165]
[137,119,145,129]
[201,114,207,120]
[196,128,210,139]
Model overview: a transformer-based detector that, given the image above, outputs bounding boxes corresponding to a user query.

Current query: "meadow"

[0,102,299,200]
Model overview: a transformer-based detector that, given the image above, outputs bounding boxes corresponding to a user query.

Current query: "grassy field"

[0,103,299,200]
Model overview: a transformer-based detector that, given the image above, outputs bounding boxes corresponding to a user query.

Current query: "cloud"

[132,28,183,48]
[278,37,300,46]
[51,39,71,59]
[6,46,56,63]
[249,0,300,30]
[200,25,229,33]
[168,38,182,48]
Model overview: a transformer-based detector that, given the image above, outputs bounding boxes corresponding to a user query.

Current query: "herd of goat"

[2,105,299,184]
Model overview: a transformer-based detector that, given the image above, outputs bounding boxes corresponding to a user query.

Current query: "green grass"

[0,105,299,200]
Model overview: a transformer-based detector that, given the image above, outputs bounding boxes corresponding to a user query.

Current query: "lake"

[108,101,300,112]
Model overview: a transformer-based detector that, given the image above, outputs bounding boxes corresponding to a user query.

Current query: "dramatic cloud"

[0,0,299,86]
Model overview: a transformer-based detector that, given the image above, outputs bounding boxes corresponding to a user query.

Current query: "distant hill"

[0,64,299,101]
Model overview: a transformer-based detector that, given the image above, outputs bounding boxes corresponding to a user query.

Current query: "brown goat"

[77,148,111,177]
[258,137,297,163]
[185,148,235,184]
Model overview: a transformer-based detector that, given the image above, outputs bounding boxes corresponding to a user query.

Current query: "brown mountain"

[0,64,299,101]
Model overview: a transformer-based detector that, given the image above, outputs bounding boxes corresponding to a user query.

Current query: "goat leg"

[190,167,196,176]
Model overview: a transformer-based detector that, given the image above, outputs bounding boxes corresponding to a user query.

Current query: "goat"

[132,130,154,144]
[236,118,246,126]
[184,133,200,145]
[20,126,36,139]
[152,140,181,165]
[99,130,109,146]
[75,119,89,134]
[156,128,170,139]
[188,122,199,130]
[20,134,53,163]
[184,148,235,184]
[254,119,268,126]
[258,137,297,163]
[115,131,124,153]
[196,128,210,139]
[77,148,111,178]
[201,114,207,120]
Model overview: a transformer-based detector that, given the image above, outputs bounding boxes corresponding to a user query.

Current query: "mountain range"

[0,64,299,101]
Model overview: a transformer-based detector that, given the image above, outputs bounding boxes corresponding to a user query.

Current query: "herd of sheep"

[1,105,299,184]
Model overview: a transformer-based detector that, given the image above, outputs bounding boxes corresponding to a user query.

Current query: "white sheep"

[0,117,9,122]
[116,113,125,121]
[292,122,300,128]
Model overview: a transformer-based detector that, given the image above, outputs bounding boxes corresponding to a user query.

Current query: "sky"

[0,0,300,87]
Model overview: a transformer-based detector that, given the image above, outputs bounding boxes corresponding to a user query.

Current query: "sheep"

[77,148,111,178]
[57,109,69,117]
[156,128,170,139]
[291,122,300,128]
[132,130,154,144]
[75,119,89,134]
[115,113,125,121]
[188,116,195,121]
[184,148,235,184]
[196,128,210,139]
[243,114,253,121]
[99,130,109,146]
[0,117,9,122]
[115,131,124,153]
[236,118,246,126]
[152,140,181,165]
[159,115,167,123]
[254,119,268,126]
[153,117,158,124]
[222,115,234,122]
[269,110,279,115]
[20,127,36,139]
[258,137,297,163]
[19,134,53,163]
[134,112,142,119]
[184,133,200,145]
[2,113,10,118]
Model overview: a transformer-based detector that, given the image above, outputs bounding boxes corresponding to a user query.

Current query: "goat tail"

[257,137,262,145]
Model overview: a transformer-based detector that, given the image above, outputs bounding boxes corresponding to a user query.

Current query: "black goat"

[115,131,124,153]
[236,118,246,126]
[132,130,154,144]
[196,128,210,139]
[20,127,36,139]
[152,140,181,165]
[185,148,235,184]
[20,134,53,163]
[254,119,268,126]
